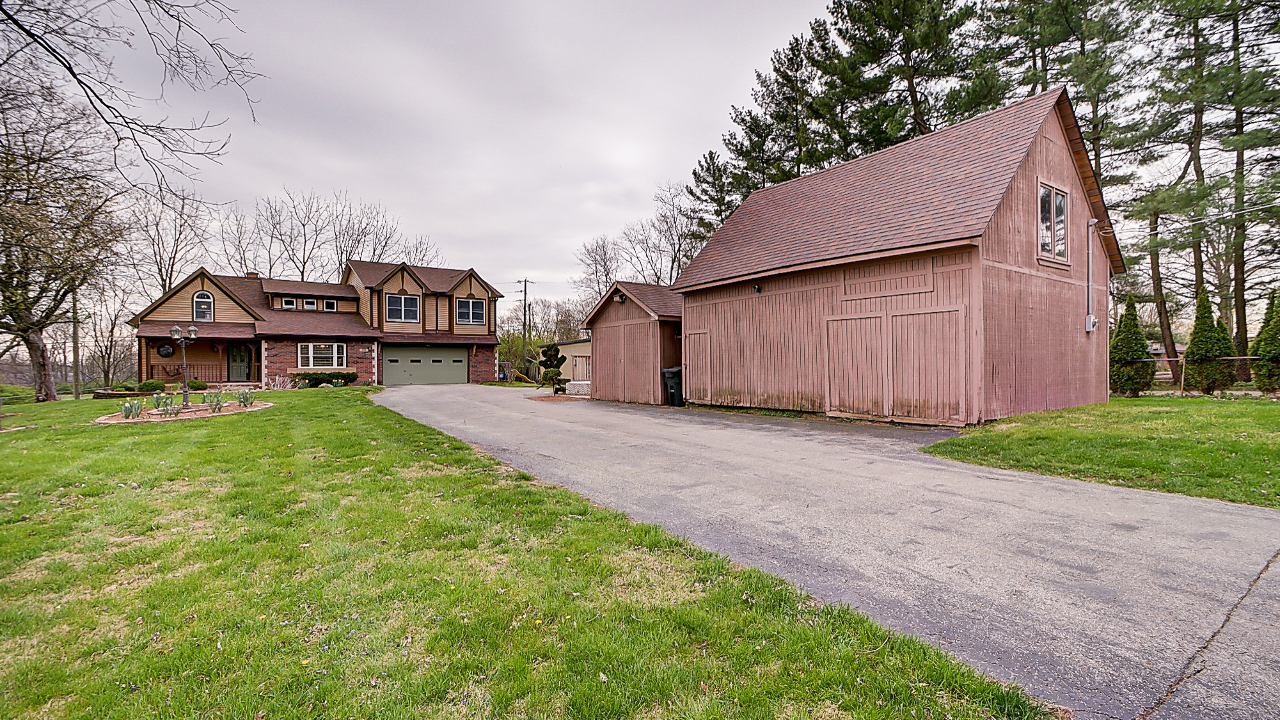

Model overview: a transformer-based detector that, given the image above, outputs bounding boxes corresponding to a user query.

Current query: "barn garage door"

[383,346,468,385]
[825,307,966,424]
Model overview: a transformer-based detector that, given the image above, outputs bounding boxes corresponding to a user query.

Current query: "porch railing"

[149,363,230,383]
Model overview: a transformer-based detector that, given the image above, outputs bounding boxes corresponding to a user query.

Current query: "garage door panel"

[383,347,468,385]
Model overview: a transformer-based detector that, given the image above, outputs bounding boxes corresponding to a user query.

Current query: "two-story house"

[129,260,502,386]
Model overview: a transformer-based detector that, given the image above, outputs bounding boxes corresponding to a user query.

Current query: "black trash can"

[661,366,684,407]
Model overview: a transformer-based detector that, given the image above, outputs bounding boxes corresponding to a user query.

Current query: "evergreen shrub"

[1109,295,1154,397]
[1183,288,1236,394]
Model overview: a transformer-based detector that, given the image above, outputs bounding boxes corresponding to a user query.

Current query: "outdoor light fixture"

[753,284,762,293]
[613,293,626,303]
[168,325,200,408]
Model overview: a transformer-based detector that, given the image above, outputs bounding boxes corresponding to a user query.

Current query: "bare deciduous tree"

[331,192,400,269]
[571,234,624,302]
[400,234,445,268]
[260,189,334,282]
[125,189,208,297]
[1,0,257,184]
[615,183,702,286]
[81,279,134,386]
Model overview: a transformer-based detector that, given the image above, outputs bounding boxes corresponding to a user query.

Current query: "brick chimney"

[245,271,259,279]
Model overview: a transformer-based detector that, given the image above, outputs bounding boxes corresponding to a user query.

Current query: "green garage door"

[383,346,469,385]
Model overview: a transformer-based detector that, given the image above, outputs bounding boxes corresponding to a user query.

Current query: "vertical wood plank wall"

[980,110,1110,419]
[587,297,676,405]
[683,247,976,423]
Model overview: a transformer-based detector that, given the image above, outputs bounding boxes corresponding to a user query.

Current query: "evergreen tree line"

[679,0,1280,377]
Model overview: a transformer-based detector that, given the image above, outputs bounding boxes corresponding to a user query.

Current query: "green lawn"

[1,389,1048,719]
[925,396,1280,508]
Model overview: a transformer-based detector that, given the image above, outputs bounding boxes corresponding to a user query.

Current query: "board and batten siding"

[143,277,255,324]
[588,296,667,404]
[682,247,978,424]
[979,108,1110,419]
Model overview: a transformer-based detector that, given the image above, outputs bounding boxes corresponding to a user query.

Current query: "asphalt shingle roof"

[671,89,1069,291]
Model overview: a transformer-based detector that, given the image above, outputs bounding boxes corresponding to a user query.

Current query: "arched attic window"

[193,291,214,321]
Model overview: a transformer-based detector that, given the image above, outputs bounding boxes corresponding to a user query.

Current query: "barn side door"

[824,314,888,417]
[683,331,710,403]
[888,307,966,425]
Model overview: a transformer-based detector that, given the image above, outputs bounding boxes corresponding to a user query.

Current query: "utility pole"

[71,287,82,400]
[520,278,529,379]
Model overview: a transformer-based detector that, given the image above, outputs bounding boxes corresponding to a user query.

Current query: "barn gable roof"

[582,281,682,328]
[671,88,1122,292]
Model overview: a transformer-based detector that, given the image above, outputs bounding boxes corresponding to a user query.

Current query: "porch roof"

[136,322,257,340]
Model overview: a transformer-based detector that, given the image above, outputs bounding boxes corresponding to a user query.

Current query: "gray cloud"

[159,0,830,302]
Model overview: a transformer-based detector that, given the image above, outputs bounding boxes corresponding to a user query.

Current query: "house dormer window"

[457,298,486,325]
[1039,184,1068,260]
[193,291,213,321]
[282,298,296,310]
[323,299,337,312]
[386,294,419,323]
[303,298,317,311]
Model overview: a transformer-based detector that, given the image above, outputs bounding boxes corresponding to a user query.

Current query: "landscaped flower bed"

[93,401,272,425]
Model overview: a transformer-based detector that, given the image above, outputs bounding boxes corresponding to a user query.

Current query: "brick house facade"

[131,263,502,388]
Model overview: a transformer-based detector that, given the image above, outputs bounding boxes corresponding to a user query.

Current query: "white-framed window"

[457,298,486,325]
[1039,184,1068,260]
[297,342,346,368]
[193,290,214,321]
[323,299,337,312]
[386,294,419,322]
[303,298,317,311]
[282,297,296,310]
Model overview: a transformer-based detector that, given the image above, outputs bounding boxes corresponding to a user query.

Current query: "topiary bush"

[1183,288,1236,395]
[538,343,567,390]
[1109,295,1155,397]
[138,379,166,393]
[1251,290,1280,395]
[187,379,209,391]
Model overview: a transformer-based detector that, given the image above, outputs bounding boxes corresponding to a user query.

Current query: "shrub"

[1109,295,1154,397]
[1,383,36,405]
[538,343,567,388]
[1252,290,1280,395]
[289,371,358,386]
[1183,288,1236,395]
[187,379,209,391]
[138,379,166,393]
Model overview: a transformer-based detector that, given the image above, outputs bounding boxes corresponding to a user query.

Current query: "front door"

[228,344,251,383]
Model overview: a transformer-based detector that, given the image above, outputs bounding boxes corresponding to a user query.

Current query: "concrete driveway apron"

[375,384,1280,720]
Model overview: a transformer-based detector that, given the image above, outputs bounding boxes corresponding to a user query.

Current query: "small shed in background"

[582,282,681,404]
[537,337,592,381]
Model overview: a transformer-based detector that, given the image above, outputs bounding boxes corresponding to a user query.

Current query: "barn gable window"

[386,294,419,323]
[1039,184,1068,260]
[457,298,486,325]
[193,290,214,321]
[297,342,346,368]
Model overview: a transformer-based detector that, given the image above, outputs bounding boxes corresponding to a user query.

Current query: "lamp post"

[169,324,199,408]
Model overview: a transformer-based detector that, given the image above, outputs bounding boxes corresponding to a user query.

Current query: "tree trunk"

[23,330,59,403]
[72,289,82,399]
[1190,19,1206,292]
[1150,212,1181,384]
[1230,15,1251,381]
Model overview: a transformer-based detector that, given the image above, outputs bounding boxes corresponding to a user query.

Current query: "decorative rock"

[318,383,334,388]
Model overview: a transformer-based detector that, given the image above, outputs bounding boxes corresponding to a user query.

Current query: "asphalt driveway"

[375,384,1280,720]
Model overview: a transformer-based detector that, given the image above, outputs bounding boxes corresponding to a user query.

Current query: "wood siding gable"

[130,269,261,326]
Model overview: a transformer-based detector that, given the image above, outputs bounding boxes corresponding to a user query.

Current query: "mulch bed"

[528,395,587,402]
[93,401,274,425]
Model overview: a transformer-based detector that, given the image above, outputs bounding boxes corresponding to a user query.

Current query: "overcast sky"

[154,0,830,308]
